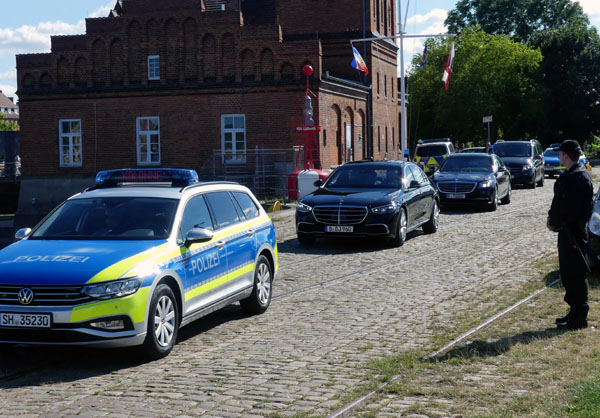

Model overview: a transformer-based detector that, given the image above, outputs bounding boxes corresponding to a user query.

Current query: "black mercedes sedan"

[431,153,511,211]
[295,160,439,246]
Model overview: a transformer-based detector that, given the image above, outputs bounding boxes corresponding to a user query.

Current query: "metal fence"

[209,147,301,201]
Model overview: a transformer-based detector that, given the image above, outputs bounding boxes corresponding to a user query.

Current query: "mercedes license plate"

[447,193,465,199]
[325,225,353,233]
[0,313,51,328]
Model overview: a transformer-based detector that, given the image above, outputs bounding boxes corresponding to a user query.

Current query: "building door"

[345,123,353,162]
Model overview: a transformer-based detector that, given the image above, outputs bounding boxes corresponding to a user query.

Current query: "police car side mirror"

[184,228,214,247]
[15,228,31,241]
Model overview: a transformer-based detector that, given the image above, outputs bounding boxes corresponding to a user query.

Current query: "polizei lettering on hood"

[4,255,91,263]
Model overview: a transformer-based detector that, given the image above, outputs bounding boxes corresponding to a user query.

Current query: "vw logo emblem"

[18,288,34,305]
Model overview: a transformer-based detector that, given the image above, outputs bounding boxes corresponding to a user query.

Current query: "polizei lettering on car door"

[189,251,220,275]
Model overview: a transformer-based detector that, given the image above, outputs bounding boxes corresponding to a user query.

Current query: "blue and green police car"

[0,169,278,359]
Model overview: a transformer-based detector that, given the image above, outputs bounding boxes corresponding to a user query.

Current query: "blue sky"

[1,0,599,101]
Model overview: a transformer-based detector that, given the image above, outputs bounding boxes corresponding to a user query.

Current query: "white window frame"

[148,55,160,81]
[136,116,161,165]
[59,119,83,167]
[221,114,246,164]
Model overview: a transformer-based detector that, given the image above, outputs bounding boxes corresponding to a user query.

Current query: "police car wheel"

[390,208,407,247]
[142,284,179,359]
[240,255,272,315]
[423,201,439,234]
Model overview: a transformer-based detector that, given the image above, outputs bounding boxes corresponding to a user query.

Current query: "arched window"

[241,49,255,81]
[260,48,274,80]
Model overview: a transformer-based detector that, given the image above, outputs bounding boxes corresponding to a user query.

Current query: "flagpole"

[398,0,408,159]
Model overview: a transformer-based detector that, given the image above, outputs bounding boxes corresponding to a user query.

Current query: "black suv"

[295,160,440,246]
[492,140,545,188]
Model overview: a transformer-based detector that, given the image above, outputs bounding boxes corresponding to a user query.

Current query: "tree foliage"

[443,0,600,145]
[0,114,19,132]
[445,0,589,43]
[408,28,542,148]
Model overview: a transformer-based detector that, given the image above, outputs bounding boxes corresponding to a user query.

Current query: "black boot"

[556,308,573,325]
[558,305,589,331]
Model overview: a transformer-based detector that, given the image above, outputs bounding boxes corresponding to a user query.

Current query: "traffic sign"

[482,116,493,123]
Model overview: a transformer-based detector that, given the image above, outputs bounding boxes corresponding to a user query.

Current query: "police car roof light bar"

[96,169,199,187]
[418,138,451,144]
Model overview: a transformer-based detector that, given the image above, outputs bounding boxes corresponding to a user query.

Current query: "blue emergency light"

[96,168,199,187]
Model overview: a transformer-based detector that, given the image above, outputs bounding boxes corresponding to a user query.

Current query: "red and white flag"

[441,42,455,90]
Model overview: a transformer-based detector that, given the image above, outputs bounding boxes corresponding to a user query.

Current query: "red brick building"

[16,0,402,217]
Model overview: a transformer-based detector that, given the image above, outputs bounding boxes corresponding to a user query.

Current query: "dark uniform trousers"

[557,231,589,313]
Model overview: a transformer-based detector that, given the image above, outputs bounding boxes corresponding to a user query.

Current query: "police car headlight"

[297,202,313,213]
[589,212,600,236]
[82,278,141,300]
[478,179,493,188]
[371,202,397,214]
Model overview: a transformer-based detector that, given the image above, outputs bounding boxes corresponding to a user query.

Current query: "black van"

[492,140,545,188]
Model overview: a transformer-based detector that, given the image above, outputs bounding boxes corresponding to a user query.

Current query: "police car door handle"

[246,229,255,237]
[215,240,225,249]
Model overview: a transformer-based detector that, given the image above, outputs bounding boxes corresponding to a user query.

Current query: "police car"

[0,169,278,359]
[413,138,455,176]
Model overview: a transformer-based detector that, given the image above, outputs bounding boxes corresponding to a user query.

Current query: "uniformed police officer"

[547,140,594,330]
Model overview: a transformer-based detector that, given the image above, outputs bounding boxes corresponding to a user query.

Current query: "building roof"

[0,91,17,111]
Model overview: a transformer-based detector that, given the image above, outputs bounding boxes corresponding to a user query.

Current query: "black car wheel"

[488,187,499,211]
[500,182,511,205]
[423,201,439,234]
[297,232,316,245]
[537,173,544,187]
[240,255,272,315]
[142,284,179,360]
[529,175,537,189]
[390,208,407,247]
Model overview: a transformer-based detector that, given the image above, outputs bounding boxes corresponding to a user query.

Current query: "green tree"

[408,28,542,149]
[445,0,589,43]
[0,114,19,131]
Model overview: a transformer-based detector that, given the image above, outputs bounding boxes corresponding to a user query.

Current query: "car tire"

[240,255,273,315]
[390,208,407,247]
[142,284,179,360]
[529,175,536,189]
[537,173,544,187]
[297,232,316,245]
[500,183,511,205]
[488,187,499,211]
[423,201,439,234]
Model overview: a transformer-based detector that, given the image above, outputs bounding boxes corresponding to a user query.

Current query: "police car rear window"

[416,145,447,157]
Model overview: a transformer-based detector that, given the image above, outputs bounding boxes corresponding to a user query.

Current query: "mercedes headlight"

[522,165,533,173]
[82,278,141,300]
[478,179,493,188]
[371,202,398,214]
[297,201,313,213]
[589,212,600,236]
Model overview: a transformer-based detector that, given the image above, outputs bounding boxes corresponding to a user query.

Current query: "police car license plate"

[447,193,465,199]
[0,313,51,328]
[325,225,353,233]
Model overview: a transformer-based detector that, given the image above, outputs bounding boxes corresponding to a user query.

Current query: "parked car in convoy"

[296,160,439,247]
[431,153,511,211]
[413,138,455,176]
[588,188,600,268]
[544,146,591,178]
[0,169,278,359]
[492,139,545,188]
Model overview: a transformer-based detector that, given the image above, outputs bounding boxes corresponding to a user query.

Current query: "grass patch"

[346,260,600,416]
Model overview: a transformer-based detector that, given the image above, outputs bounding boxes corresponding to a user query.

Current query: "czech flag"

[351,46,369,76]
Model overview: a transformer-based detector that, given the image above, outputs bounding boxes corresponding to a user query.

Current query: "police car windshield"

[440,156,492,173]
[416,145,447,157]
[544,149,558,157]
[325,165,402,188]
[30,197,178,240]
[493,142,531,158]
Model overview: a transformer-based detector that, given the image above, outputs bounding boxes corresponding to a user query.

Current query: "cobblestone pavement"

[0,174,580,417]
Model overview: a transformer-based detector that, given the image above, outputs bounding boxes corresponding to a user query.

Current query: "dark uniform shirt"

[548,163,593,241]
